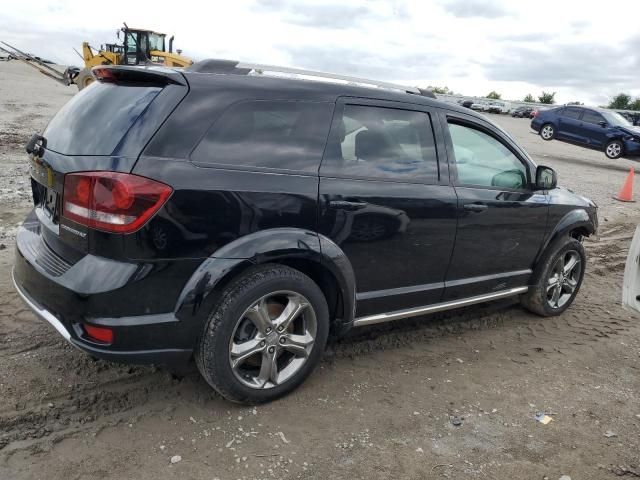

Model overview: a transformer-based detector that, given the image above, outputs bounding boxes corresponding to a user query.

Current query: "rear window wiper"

[26,133,47,157]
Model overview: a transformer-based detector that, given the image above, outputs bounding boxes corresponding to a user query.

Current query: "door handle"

[328,200,368,211]
[463,203,488,212]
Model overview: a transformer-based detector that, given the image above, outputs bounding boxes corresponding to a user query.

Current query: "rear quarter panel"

[126,160,320,260]
[128,76,336,261]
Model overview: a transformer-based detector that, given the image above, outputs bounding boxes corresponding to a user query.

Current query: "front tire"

[521,237,585,316]
[196,264,329,404]
[540,123,555,140]
[75,68,95,91]
[605,140,624,159]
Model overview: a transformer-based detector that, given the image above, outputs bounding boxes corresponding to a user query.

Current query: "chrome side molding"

[353,287,528,327]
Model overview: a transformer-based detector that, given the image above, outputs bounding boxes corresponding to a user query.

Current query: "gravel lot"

[1,61,639,480]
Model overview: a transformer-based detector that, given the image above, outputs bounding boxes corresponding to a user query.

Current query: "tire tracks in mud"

[0,362,186,454]
[0,217,637,455]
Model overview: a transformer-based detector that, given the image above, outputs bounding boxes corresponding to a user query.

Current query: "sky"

[2,0,639,106]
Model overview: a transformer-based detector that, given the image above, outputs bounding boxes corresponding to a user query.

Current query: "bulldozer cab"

[104,43,123,55]
[0,23,192,92]
[122,28,166,65]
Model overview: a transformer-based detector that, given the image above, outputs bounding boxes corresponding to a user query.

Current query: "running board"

[352,287,528,327]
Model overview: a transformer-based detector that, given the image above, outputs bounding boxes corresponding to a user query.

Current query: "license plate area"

[32,179,60,225]
[43,189,58,220]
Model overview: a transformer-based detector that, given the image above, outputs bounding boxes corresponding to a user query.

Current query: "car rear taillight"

[92,67,117,83]
[63,172,172,233]
[532,110,539,118]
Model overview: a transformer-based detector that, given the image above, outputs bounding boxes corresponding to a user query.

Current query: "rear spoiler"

[91,65,186,86]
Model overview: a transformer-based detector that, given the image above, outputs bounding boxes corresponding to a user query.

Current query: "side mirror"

[536,165,557,190]
[598,120,607,128]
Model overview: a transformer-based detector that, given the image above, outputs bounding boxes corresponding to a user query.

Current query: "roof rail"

[187,59,435,98]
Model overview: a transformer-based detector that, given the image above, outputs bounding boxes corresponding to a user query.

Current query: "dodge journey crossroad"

[13,61,597,403]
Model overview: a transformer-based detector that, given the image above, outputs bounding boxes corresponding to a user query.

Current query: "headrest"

[355,129,388,161]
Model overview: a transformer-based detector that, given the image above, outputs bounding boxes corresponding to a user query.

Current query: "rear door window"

[191,100,333,173]
[44,83,161,156]
[321,104,439,183]
[562,107,583,120]
[582,110,605,125]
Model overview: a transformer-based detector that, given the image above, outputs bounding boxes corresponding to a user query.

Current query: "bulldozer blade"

[0,42,71,86]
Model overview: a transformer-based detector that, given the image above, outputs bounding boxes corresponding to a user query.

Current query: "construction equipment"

[1,23,193,91]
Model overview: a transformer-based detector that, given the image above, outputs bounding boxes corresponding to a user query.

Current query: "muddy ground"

[1,61,639,480]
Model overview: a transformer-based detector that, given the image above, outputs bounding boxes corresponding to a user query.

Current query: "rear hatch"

[25,66,188,267]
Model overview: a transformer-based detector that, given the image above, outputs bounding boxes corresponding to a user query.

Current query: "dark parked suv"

[512,106,533,118]
[13,61,598,403]
[531,106,640,159]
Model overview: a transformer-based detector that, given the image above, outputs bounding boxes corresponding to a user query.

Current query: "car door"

[623,225,640,312]
[317,98,458,317]
[579,109,609,148]
[557,107,586,143]
[440,112,549,300]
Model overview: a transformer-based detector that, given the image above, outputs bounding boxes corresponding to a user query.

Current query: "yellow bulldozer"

[1,24,193,90]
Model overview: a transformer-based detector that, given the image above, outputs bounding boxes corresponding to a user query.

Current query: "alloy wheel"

[541,125,554,140]
[606,142,622,158]
[546,250,581,309]
[229,291,317,389]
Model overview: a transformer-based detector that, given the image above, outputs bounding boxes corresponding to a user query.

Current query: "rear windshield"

[43,83,161,155]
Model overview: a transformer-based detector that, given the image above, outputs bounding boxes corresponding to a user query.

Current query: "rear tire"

[605,140,624,159]
[75,68,95,91]
[521,237,585,316]
[540,123,555,140]
[196,264,329,404]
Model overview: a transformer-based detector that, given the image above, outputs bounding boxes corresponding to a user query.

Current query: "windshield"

[603,111,632,127]
[148,33,165,51]
[126,32,137,50]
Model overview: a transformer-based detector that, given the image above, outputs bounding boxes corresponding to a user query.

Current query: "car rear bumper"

[12,270,192,364]
[12,269,72,341]
[12,211,200,365]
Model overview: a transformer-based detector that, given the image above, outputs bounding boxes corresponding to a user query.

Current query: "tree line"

[427,87,557,104]
[487,91,557,104]
[427,87,640,111]
[608,93,640,111]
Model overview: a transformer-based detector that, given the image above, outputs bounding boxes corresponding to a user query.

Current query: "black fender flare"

[174,228,356,338]
[534,208,596,267]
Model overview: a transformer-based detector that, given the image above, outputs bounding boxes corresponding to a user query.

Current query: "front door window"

[448,122,528,189]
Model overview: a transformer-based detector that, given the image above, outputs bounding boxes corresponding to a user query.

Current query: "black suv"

[13,62,597,403]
